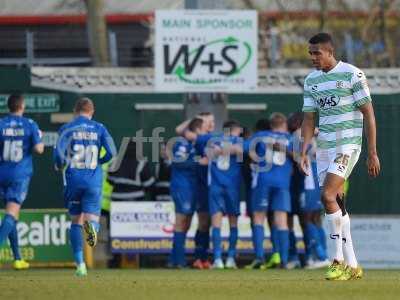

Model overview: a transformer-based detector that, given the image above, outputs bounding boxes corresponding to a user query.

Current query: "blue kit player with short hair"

[54,97,115,276]
[246,113,293,269]
[199,120,243,269]
[0,94,44,270]
[169,118,207,268]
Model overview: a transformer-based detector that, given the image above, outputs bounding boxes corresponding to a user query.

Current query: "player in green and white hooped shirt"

[300,33,380,280]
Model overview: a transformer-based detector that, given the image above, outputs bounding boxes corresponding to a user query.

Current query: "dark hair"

[254,118,270,132]
[287,112,303,133]
[223,120,241,130]
[198,112,212,117]
[74,97,94,113]
[188,118,203,132]
[309,32,334,47]
[7,94,24,113]
[269,112,287,129]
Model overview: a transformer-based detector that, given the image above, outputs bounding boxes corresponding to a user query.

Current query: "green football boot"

[75,263,88,277]
[335,265,363,281]
[83,220,97,247]
[260,253,281,270]
[325,260,346,280]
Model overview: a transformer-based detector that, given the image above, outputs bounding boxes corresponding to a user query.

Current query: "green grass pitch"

[0,269,399,300]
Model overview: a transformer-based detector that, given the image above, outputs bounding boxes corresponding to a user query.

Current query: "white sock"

[342,214,358,268]
[326,210,344,262]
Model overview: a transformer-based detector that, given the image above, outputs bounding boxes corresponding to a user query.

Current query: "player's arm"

[175,119,192,136]
[300,112,316,175]
[352,69,380,177]
[31,122,44,154]
[99,126,116,164]
[358,103,380,177]
[300,79,317,175]
[53,128,67,171]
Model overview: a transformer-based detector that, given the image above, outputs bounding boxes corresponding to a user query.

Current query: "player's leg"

[286,214,300,269]
[82,187,103,248]
[271,188,291,269]
[0,201,20,245]
[193,184,211,269]
[302,189,329,269]
[225,215,238,269]
[321,172,347,279]
[65,187,87,276]
[171,213,192,268]
[245,183,268,269]
[70,213,87,276]
[225,187,240,269]
[209,185,224,269]
[211,212,224,269]
[170,188,194,268]
[0,179,30,269]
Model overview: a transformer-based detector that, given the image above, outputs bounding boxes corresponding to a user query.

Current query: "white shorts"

[316,148,360,187]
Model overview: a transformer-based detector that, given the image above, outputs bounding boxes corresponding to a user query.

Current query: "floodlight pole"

[184,0,228,131]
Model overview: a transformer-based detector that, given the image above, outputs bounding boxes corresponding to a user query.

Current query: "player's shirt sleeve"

[30,120,42,146]
[99,125,116,165]
[53,125,68,169]
[302,78,317,112]
[351,69,372,107]
[194,133,212,156]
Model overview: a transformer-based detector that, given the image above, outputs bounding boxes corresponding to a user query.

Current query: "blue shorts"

[196,184,209,213]
[252,183,291,213]
[171,186,196,215]
[209,184,240,216]
[300,189,323,212]
[64,186,102,216]
[0,177,30,205]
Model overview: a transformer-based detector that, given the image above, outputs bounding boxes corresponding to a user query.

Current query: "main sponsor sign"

[0,94,60,113]
[110,201,303,254]
[0,210,73,265]
[155,10,258,92]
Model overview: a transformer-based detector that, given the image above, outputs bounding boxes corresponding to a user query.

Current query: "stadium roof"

[31,67,400,94]
[1,0,399,15]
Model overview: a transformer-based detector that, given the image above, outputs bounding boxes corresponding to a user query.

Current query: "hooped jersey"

[302,61,372,152]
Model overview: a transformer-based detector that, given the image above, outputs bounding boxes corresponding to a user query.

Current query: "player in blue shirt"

[300,130,330,269]
[54,98,115,276]
[176,112,215,269]
[169,118,208,268]
[0,94,44,270]
[245,113,293,269]
[197,120,243,269]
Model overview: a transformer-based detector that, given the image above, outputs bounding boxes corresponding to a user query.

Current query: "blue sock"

[70,224,84,265]
[0,214,16,246]
[172,231,186,266]
[194,230,202,260]
[306,223,327,260]
[228,227,238,258]
[277,229,289,267]
[317,226,327,251]
[200,231,209,261]
[271,226,280,254]
[212,227,222,260]
[288,230,298,261]
[89,220,100,232]
[8,223,21,260]
[253,225,265,261]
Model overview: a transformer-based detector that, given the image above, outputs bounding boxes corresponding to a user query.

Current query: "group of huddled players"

[168,111,329,270]
[0,95,115,276]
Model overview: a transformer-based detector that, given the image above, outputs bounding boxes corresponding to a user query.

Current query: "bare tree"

[85,0,110,66]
